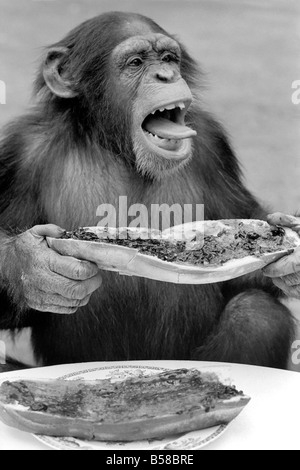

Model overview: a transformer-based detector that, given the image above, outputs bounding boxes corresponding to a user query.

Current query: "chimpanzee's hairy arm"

[0,122,102,326]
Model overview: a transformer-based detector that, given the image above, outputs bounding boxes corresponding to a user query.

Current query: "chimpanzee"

[0,12,295,368]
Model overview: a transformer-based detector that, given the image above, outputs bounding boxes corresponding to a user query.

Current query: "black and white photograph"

[0,0,299,451]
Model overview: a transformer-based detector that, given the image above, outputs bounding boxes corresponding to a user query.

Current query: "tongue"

[144,117,197,140]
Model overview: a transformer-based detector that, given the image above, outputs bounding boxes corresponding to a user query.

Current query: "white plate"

[2,360,300,450]
[30,363,234,451]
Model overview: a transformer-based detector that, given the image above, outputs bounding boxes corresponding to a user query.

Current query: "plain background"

[0,0,300,369]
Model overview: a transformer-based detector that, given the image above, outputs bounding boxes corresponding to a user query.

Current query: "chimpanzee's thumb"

[31,224,66,239]
[267,213,300,229]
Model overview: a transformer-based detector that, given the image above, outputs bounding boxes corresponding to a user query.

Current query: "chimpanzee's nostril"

[156,70,175,83]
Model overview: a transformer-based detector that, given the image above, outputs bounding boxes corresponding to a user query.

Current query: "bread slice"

[0,368,250,441]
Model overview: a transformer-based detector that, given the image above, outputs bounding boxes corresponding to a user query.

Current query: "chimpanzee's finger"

[29,304,80,315]
[267,213,300,233]
[30,224,66,239]
[52,273,103,300]
[271,277,300,300]
[25,289,92,310]
[49,252,99,280]
[263,250,300,278]
[280,273,300,287]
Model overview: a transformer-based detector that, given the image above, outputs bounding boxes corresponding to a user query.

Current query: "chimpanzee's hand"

[263,213,300,299]
[8,225,102,314]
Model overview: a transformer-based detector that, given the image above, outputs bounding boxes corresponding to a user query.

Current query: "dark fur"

[0,12,294,368]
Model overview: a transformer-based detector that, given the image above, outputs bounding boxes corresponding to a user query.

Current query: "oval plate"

[47,220,300,284]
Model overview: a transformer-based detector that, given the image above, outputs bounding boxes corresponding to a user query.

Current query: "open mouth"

[141,101,197,155]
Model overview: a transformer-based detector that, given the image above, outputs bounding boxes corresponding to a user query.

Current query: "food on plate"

[0,368,250,441]
[60,219,298,266]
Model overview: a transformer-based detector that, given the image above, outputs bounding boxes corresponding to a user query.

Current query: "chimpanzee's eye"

[161,52,178,63]
[127,57,143,67]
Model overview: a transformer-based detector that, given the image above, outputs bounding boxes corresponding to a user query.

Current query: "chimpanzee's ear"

[43,47,78,99]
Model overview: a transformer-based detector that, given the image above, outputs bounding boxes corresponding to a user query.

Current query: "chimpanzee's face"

[110,33,197,180]
[42,17,197,181]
